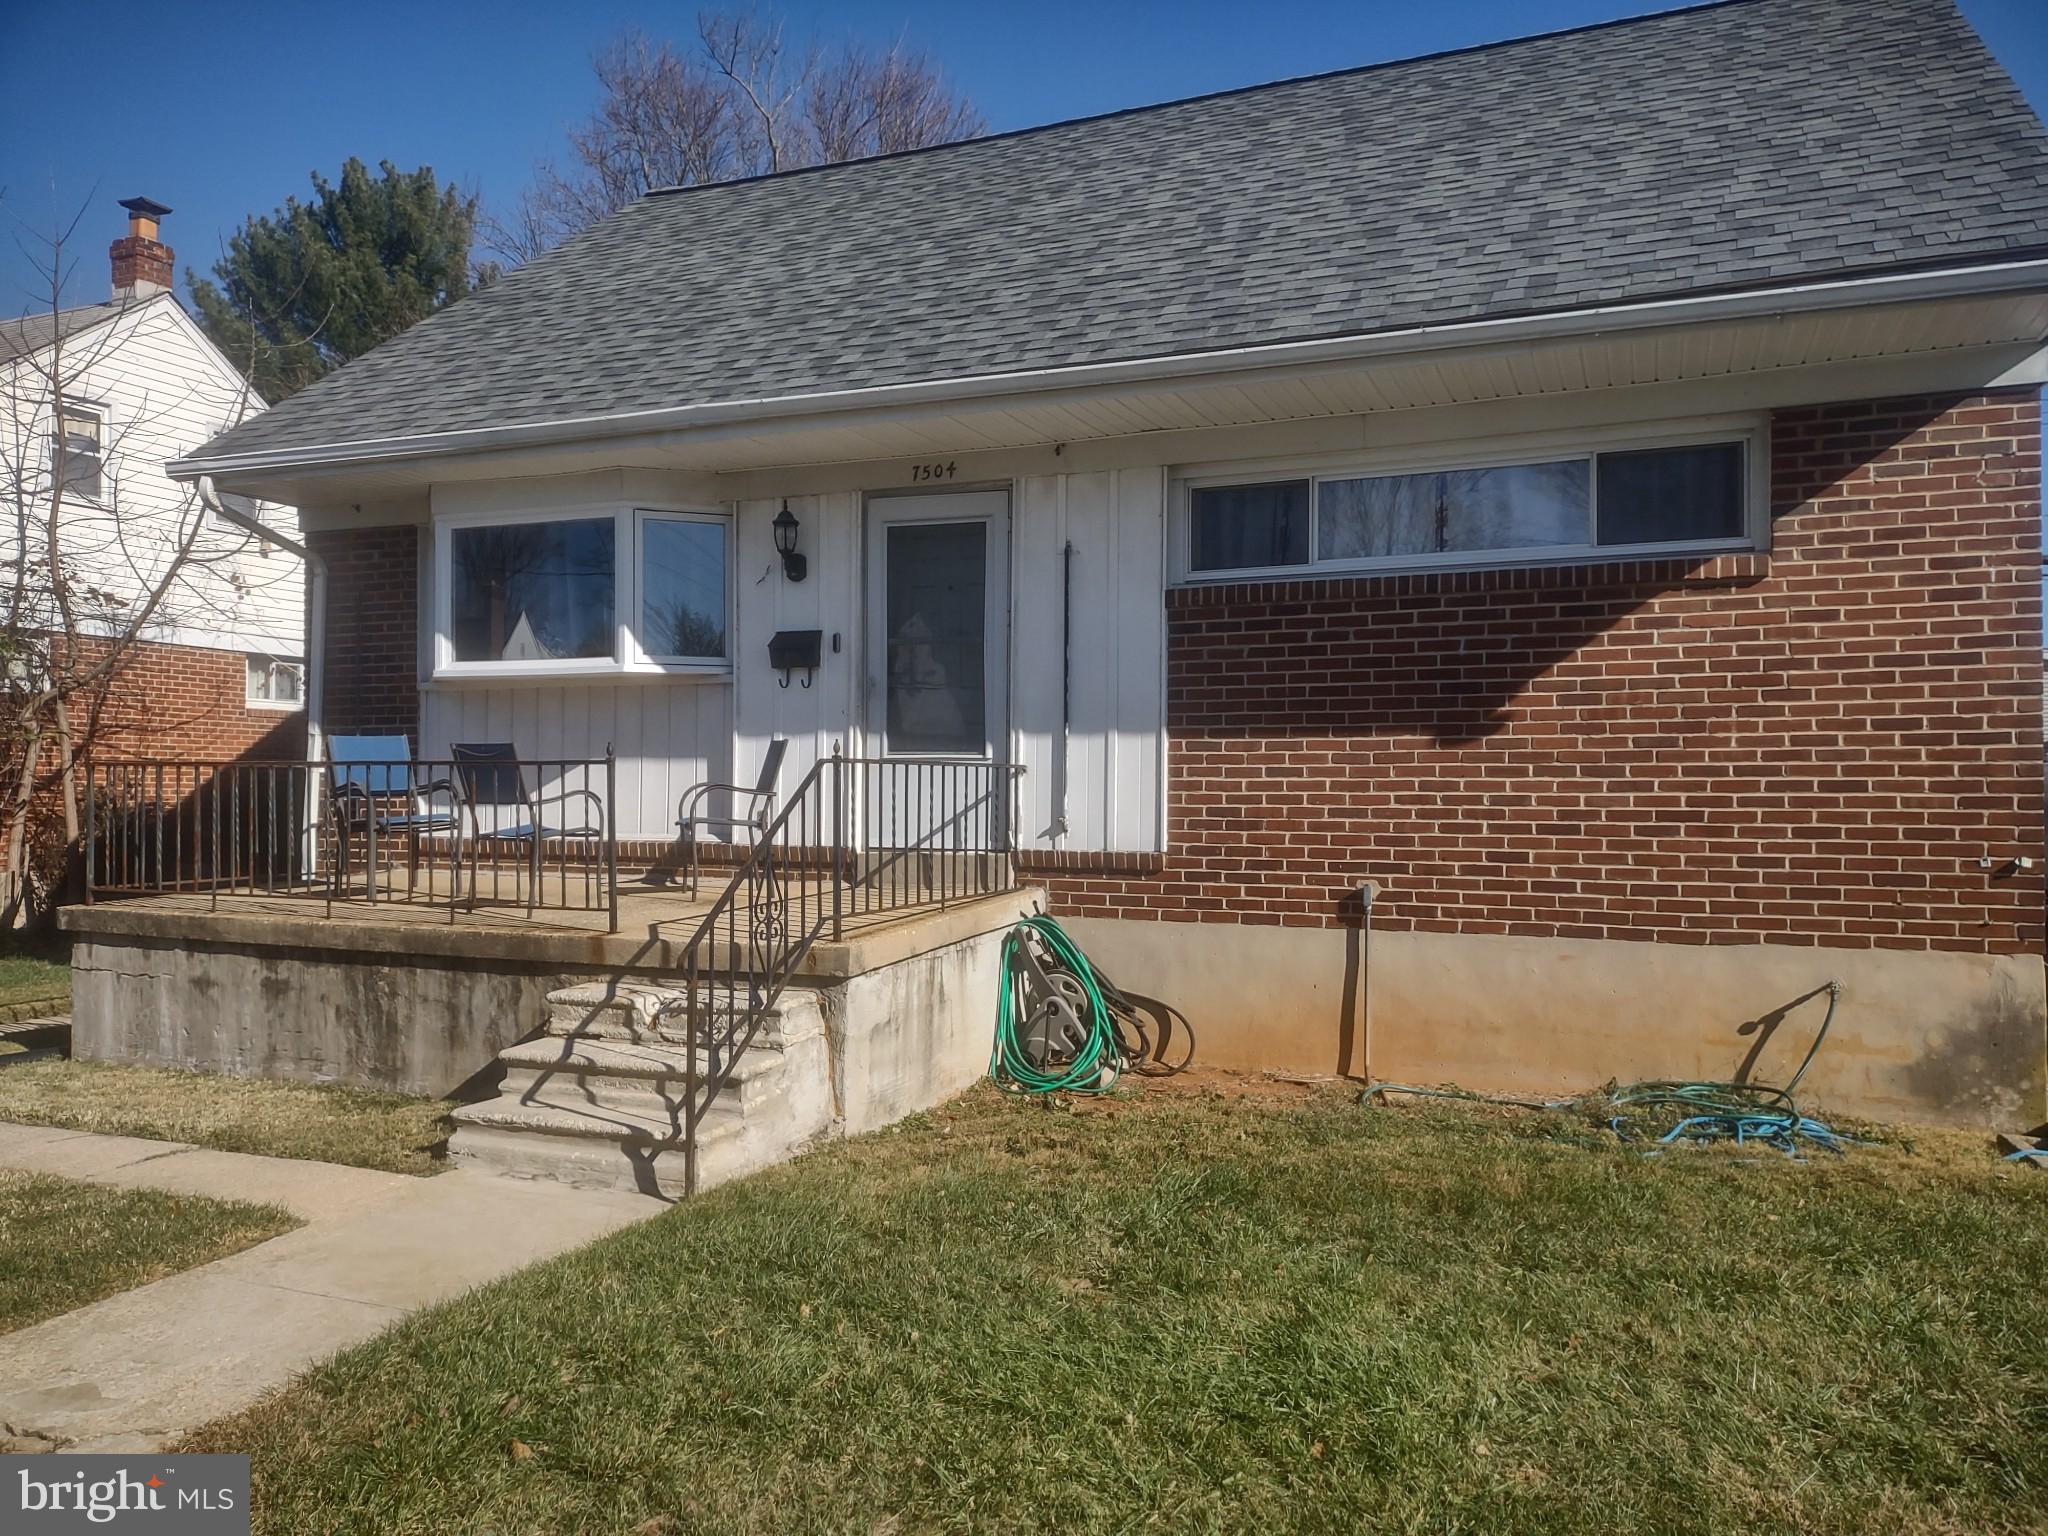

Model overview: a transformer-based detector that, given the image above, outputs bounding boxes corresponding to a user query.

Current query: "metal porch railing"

[82,754,621,928]
[669,752,1023,1194]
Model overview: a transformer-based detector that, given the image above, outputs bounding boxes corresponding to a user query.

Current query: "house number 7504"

[908,461,957,482]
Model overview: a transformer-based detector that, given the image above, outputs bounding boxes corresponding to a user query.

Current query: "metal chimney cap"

[118,196,172,219]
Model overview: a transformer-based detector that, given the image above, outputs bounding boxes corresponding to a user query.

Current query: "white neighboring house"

[1,199,305,738]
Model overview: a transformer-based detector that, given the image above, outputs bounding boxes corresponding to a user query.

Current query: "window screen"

[1190,480,1310,572]
[1596,443,1745,546]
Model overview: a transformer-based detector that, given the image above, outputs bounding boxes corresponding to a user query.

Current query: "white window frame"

[632,509,733,668]
[430,502,733,682]
[1169,414,1770,585]
[245,654,305,711]
[52,395,106,504]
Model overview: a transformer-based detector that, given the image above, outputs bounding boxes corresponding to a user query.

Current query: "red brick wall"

[88,639,304,762]
[1035,389,2045,958]
[312,523,419,742]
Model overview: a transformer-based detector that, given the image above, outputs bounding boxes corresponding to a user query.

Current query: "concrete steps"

[448,981,836,1198]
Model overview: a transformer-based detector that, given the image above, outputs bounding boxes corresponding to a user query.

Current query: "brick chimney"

[110,196,174,302]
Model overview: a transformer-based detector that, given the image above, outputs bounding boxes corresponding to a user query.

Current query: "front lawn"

[185,1081,2046,1535]
[0,1170,297,1335]
[0,948,69,1016]
[0,1061,451,1176]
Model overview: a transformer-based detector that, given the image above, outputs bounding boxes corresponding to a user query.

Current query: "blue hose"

[1364,981,1852,1158]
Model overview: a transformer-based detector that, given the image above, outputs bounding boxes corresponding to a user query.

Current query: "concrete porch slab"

[61,884,1039,981]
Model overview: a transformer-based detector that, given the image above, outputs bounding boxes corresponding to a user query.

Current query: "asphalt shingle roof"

[0,304,120,364]
[195,0,2048,465]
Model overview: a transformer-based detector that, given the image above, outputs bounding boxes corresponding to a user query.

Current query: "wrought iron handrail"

[671,750,1021,1194]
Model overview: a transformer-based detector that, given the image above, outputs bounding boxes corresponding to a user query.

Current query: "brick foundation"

[1038,390,2046,959]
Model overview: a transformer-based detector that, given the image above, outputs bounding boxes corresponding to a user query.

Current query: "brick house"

[3,200,305,915]
[71,0,2047,1147]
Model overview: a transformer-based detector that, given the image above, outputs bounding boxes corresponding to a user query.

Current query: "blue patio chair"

[675,738,786,897]
[450,743,608,916]
[324,734,456,899]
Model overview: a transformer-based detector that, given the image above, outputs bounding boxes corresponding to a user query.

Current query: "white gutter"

[169,256,2048,482]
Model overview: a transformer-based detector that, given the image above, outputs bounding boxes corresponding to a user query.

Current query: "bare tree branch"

[482,7,983,266]
[0,197,280,928]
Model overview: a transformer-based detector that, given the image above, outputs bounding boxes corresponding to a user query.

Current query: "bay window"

[451,517,617,663]
[434,504,731,678]
[1179,425,1759,580]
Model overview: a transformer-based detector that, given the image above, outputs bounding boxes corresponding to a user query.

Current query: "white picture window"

[450,517,617,663]
[246,654,304,709]
[1180,427,1758,581]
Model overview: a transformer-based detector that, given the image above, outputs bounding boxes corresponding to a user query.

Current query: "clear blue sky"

[1,0,2043,315]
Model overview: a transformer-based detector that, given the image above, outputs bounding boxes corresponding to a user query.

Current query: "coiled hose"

[990,916,1123,1095]
[1363,980,1850,1156]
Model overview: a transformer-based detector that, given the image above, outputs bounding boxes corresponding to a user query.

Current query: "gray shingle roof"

[0,304,119,364]
[195,0,2048,465]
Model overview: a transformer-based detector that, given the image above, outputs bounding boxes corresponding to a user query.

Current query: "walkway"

[0,1121,665,1453]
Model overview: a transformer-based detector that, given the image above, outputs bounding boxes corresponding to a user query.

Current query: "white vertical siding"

[732,492,861,801]
[405,467,1167,853]
[1011,468,1166,852]
[418,681,730,841]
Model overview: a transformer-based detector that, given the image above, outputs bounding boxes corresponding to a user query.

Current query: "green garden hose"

[991,916,1123,1095]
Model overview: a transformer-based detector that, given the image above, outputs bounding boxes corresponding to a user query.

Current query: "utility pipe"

[1357,879,1381,1085]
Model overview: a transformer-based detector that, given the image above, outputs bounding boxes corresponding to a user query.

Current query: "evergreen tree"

[189,159,488,403]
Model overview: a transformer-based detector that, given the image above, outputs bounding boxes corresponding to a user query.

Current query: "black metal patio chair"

[675,738,787,897]
[450,742,608,916]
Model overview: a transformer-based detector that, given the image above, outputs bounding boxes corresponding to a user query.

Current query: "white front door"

[863,490,1009,761]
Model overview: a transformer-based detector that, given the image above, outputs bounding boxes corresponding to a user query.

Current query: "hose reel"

[991,915,1193,1095]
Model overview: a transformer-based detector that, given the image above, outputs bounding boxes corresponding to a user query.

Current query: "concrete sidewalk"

[0,1121,666,1453]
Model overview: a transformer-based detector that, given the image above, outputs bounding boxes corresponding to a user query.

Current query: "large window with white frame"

[433,504,731,679]
[1175,421,1763,582]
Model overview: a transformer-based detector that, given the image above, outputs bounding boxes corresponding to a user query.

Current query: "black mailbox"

[768,629,823,687]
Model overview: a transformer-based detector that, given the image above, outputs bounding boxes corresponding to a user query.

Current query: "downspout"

[1053,539,1073,837]
[198,475,326,865]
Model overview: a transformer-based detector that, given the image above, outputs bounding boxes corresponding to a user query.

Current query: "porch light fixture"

[773,501,807,582]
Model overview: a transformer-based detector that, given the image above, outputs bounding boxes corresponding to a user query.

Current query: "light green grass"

[0,1170,296,1335]
[0,950,68,1012]
[184,1083,2046,1536]
[0,1060,451,1176]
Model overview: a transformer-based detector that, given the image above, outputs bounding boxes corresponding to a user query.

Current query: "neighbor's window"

[1187,439,1749,576]
[245,654,304,708]
[639,514,727,661]
[450,517,616,663]
[51,398,104,501]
